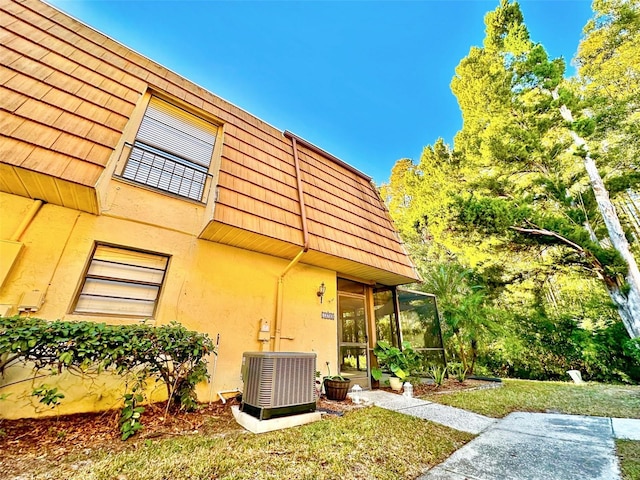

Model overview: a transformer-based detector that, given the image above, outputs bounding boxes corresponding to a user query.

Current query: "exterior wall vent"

[241,352,317,420]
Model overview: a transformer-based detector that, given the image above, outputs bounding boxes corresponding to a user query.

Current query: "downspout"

[273,134,310,351]
[10,200,44,241]
[274,249,305,351]
[289,134,310,248]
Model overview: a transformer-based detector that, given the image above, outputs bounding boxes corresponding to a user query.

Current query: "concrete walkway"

[354,389,496,434]
[353,390,640,480]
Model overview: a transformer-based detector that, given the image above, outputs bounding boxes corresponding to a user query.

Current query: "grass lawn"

[420,378,640,419]
[617,440,640,480]
[421,379,640,480]
[5,379,638,479]
[45,408,472,480]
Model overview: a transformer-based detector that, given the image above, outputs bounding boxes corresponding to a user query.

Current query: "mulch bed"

[413,377,502,396]
[375,377,502,399]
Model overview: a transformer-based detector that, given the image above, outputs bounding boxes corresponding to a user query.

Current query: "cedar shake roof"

[0,0,420,285]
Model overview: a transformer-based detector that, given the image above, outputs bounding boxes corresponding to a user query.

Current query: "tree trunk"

[455,332,468,372]
[469,338,478,375]
[555,96,640,338]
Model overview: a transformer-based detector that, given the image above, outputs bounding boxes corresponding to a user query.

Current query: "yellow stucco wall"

[0,186,339,419]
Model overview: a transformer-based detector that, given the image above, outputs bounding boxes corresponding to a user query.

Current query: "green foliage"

[516,44,564,90]
[577,0,640,103]
[482,311,640,383]
[622,338,640,364]
[383,0,640,384]
[572,117,596,138]
[519,213,630,278]
[323,361,347,381]
[606,173,640,195]
[0,317,214,406]
[449,362,468,383]
[592,245,628,277]
[0,317,215,439]
[575,0,640,239]
[31,385,65,408]
[553,87,581,112]
[120,380,146,441]
[120,373,148,440]
[371,341,421,381]
[428,365,447,387]
[456,196,529,235]
[422,263,494,375]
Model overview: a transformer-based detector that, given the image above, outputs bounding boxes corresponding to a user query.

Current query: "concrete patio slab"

[419,415,620,480]
[356,390,430,409]
[612,418,640,440]
[353,389,633,480]
[494,412,613,446]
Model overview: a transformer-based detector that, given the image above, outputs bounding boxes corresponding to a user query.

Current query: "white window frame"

[73,243,170,318]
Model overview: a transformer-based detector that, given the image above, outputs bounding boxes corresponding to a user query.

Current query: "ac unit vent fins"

[241,352,316,420]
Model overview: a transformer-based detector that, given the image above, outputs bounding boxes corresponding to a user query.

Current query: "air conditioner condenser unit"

[241,351,316,420]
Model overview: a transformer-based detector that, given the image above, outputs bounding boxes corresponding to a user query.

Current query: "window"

[121,97,218,201]
[74,244,169,317]
[373,287,447,371]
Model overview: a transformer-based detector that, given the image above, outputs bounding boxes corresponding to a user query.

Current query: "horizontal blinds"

[75,245,169,317]
[87,261,165,284]
[75,295,156,316]
[80,278,160,300]
[137,97,217,167]
[93,245,168,270]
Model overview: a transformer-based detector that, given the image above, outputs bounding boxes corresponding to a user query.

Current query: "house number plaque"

[321,311,335,320]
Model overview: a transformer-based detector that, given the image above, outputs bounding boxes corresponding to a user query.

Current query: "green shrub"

[479,313,640,384]
[449,362,468,382]
[371,340,422,381]
[428,365,447,387]
[0,317,215,438]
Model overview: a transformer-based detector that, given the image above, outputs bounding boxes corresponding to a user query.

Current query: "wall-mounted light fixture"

[317,282,326,304]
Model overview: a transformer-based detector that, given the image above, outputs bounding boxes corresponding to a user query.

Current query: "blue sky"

[48,0,594,184]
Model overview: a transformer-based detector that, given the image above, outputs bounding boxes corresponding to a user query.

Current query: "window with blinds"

[73,244,169,317]
[122,97,218,201]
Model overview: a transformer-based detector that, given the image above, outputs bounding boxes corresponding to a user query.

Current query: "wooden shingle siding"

[218,187,301,230]
[1,0,419,284]
[291,141,416,278]
[0,136,34,166]
[1,0,143,209]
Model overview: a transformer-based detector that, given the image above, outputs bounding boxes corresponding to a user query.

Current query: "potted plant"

[323,362,350,401]
[371,340,421,391]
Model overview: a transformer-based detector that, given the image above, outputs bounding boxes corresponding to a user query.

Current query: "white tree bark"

[556,97,640,338]
[617,190,640,244]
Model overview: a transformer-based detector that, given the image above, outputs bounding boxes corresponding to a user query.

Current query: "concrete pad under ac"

[231,405,321,434]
